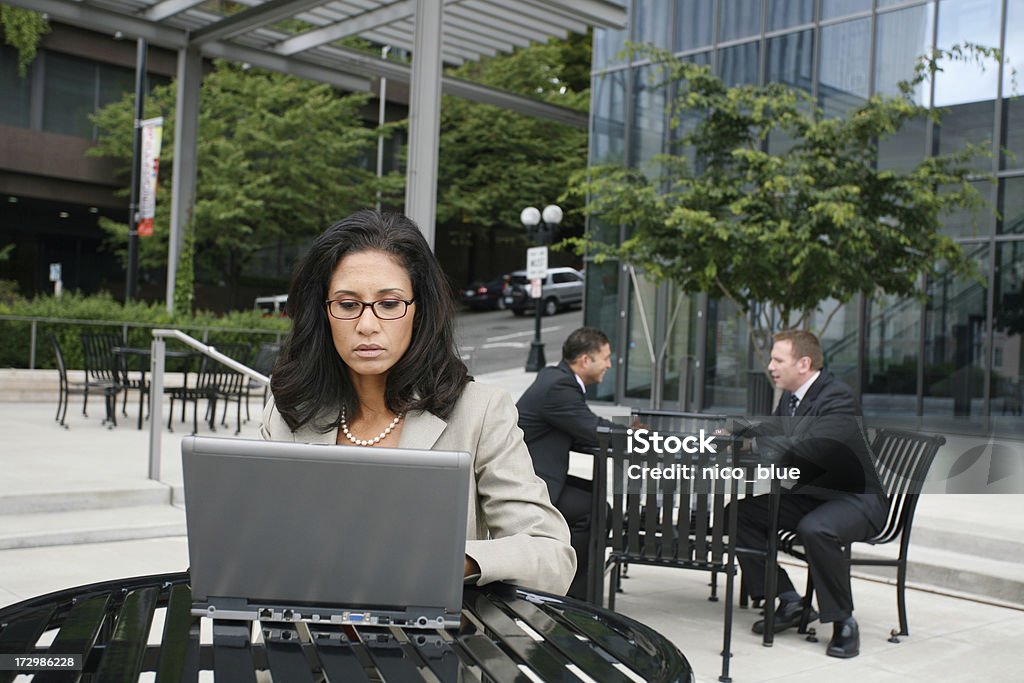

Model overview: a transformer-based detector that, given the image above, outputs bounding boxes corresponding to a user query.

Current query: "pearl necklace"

[340,408,403,446]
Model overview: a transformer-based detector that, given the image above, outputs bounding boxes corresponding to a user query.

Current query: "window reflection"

[822,0,871,20]
[591,69,628,166]
[719,41,760,87]
[0,45,32,127]
[584,260,621,401]
[594,27,629,72]
[625,269,658,401]
[767,0,814,31]
[635,0,670,49]
[1001,0,1024,170]
[703,297,750,413]
[922,245,988,427]
[864,293,921,419]
[999,177,1024,236]
[631,65,666,168]
[939,181,993,238]
[819,19,871,117]
[875,3,933,102]
[719,0,763,43]
[934,0,1000,108]
[675,0,714,52]
[992,242,1024,431]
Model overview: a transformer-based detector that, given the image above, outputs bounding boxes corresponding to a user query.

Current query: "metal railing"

[147,329,270,482]
[0,314,285,369]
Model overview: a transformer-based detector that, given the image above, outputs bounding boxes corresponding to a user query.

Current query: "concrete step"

[0,504,186,550]
[0,485,173,515]
[849,541,1024,607]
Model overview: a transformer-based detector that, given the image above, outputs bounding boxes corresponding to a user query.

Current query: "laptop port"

[259,608,273,620]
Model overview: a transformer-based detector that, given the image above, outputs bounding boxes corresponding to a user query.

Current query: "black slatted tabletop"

[0,572,692,683]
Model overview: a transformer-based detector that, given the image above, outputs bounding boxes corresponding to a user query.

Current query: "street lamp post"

[521,204,563,372]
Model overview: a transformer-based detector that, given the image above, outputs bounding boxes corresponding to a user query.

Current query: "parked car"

[461,274,510,310]
[503,267,584,316]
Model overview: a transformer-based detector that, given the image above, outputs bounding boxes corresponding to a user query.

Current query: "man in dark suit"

[734,330,885,658]
[517,327,618,599]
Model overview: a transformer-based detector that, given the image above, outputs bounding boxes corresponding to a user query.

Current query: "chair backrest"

[48,334,68,380]
[597,425,737,568]
[196,342,253,394]
[251,342,280,376]
[631,409,729,434]
[868,428,946,545]
[80,333,122,384]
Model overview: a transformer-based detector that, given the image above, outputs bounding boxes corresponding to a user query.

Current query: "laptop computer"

[180,435,470,629]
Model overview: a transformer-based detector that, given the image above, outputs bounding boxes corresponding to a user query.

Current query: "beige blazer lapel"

[397,410,447,450]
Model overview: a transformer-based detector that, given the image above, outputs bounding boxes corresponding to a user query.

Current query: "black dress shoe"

[826,618,860,658]
[751,599,818,634]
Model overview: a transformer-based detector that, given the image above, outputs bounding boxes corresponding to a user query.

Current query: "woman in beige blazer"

[259,210,575,595]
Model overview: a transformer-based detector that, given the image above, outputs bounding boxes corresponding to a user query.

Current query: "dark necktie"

[787,394,799,416]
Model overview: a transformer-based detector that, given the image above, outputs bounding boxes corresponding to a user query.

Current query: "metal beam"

[190,0,331,46]
[459,1,572,40]
[167,45,202,314]
[276,0,423,56]
[201,41,371,92]
[145,0,206,22]
[405,0,444,246]
[5,0,187,49]
[469,0,586,35]
[528,0,628,29]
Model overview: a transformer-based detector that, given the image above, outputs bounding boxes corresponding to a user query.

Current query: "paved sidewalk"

[1,368,1022,682]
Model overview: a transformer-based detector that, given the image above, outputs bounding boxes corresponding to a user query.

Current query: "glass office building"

[586,0,1024,435]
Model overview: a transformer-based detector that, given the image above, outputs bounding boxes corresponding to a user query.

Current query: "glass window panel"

[662,286,696,409]
[630,64,666,167]
[703,296,750,413]
[819,19,871,117]
[0,45,33,128]
[940,181,993,238]
[998,177,1024,235]
[822,0,871,20]
[669,53,710,160]
[590,68,627,166]
[718,41,760,87]
[584,259,621,402]
[767,0,814,31]
[674,0,714,52]
[875,3,933,102]
[934,0,1000,107]
[863,293,921,419]
[878,0,926,7]
[594,27,630,71]
[97,62,134,110]
[635,0,670,49]
[1001,0,1024,169]
[935,100,995,172]
[991,241,1024,434]
[624,270,658,401]
[42,52,96,138]
[922,244,988,428]
[766,30,814,92]
[817,298,861,389]
[719,0,762,43]
[877,114,928,172]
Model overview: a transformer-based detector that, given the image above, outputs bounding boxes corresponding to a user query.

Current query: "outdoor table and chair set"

[47,333,278,434]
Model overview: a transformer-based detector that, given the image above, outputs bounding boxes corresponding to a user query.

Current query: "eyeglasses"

[324,298,415,321]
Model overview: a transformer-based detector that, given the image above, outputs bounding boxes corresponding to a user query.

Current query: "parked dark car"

[503,267,584,316]
[461,274,510,310]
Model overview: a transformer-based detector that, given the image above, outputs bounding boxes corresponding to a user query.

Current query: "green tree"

[568,45,996,362]
[90,60,404,298]
[0,4,50,75]
[437,37,590,259]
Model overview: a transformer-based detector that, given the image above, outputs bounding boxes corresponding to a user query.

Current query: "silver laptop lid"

[181,436,470,624]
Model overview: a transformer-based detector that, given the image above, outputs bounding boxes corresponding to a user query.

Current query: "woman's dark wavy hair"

[271,209,470,432]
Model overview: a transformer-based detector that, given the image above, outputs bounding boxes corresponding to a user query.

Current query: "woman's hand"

[464,555,480,578]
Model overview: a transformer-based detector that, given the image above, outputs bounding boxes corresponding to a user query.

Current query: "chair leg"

[59,389,70,428]
[82,387,89,417]
[235,397,242,435]
[798,571,816,640]
[709,569,719,602]
[891,560,910,642]
[608,561,619,611]
[167,396,175,432]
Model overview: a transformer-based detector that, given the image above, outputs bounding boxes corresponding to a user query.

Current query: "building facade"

[585,0,1024,435]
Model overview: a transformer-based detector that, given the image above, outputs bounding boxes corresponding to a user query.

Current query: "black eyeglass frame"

[323,298,416,321]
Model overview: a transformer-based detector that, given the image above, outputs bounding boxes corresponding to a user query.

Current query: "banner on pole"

[137,117,163,237]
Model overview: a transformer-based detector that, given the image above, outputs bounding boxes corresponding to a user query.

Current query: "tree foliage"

[90,60,404,293]
[437,36,590,246]
[567,44,995,348]
[0,4,50,76]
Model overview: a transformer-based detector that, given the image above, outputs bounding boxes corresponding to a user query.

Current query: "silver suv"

[503,267,584,316]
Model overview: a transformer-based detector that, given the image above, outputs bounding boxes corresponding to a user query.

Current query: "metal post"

[126,38,147,302]
[376,45,390,211]
[148,336,165,480]
[29,320,37,369]
[526,292,546,371]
